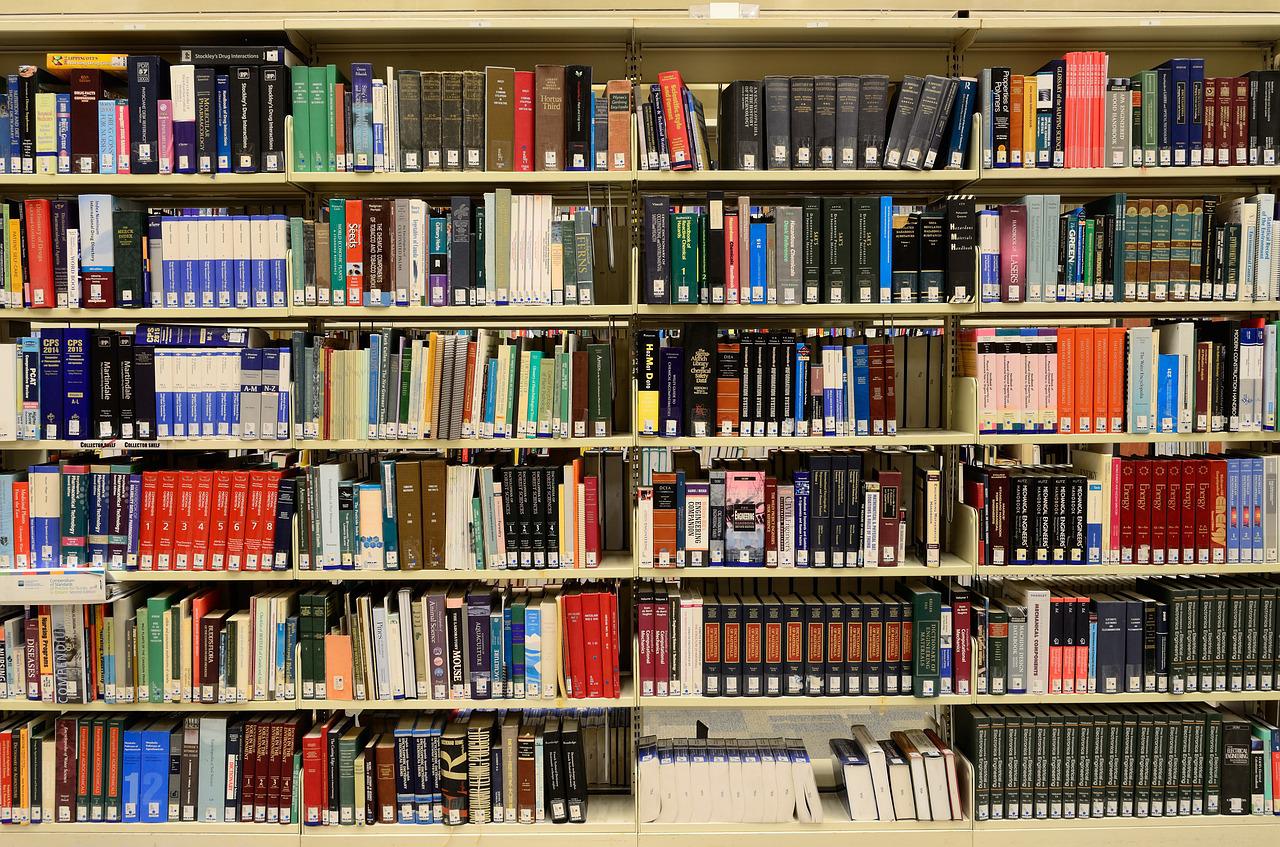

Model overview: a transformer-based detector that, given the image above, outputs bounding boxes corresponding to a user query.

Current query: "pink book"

[115,102,130,173]
[1040,328,1059,431]
[157,99,174,174]
[973,327,998,432]
[1005,336,1026,431]
[998,203,1027,302]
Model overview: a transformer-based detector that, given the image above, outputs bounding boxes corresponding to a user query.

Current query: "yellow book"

[19,723,30,822]
[1023,79,1036,168]
[423,334,437,438]
[10,218,24,307]
[37,610,52,702]
[34,92,57,175]
[45,53,128,79]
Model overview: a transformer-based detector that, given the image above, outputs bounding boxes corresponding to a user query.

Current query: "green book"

[898,581,941,698]
[103,716,126,822]
[291,65,312,172]
[986,603,1010,695]
[1133,71,1159,167]
[145,590,177,703]
[670,212,700,304]
[337,724,368,824]
[113,210,145,308]
[559,219,577,303]
[90,715,108,820]
[526,349,542,434]
[1150,198,1172,300]
[586,342,613,437]
[339,481,356,566]
[327,199,345,304]
[503,344,520,435]
[61,467,89,565]
[134,607,148,703]
[473,204,486,303]
[952,706,993,820]
[470,498,485,568]
[1169,199,1194,300]
[324,64,338,172]
[397,347,412,434]
[289,217,306,305]
[511,599,527,696]
[1081,218,1096,292]
[1137,198,1153,299]
[537,357,554,436]
[824,196,853,304]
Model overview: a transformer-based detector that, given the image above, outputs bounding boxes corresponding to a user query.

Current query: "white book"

[1254,194,1275,301]
[769,742,793,822]
[638,739,661,822]
[406,338,424,438]
[881,738,917,820]
[862,481,881,568]
[408,199,427,304]
[850,725,894,821]
[777,484,796,566]
[1000,582,1051,693]
[655,742,679,822]
[743,743,766,823]
[397,592,416,693]
[540,592,559,698]
[833,739,878,821]
[904,729,951,821]
[1228,198,1257,300]
[0,344,15,441]
[789,742,822,823]
[170,65,197,172]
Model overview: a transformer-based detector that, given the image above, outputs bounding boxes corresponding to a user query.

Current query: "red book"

[882,340,897,436]
[23,199,54,308]
[172,469,197,570]
[951,591,972,695]
[1232,77,1249,165]
[264,720,284,822]
[868,343,887,436]
[1134,460,1152,565]
[1166,461,1182,565]
[637,590,655,697]
[190,589,219,700]
[54,716,75,822]
[657,70,694,171]
[253,719,275,822]
[1180,459,1197,565]
[69,70,104,174]
[564,590,590,698]
[277,719,300,823]
[1196,459,1212,563]
[1209,458,1228,563]
[1118,460,1136,564]
[258,471,282,570]
[0,725,12,811]
[513,70,535,172]
[598,590,617,698]
[1216,78,1233,167]
[1047,595,1064,694]
[75,717,91,820]
[115,102,129,174]
[652,591,670,697]
[1150,460,1167,565]
[138,472,159,570]
[190,470,214,570]
[154,470,179,570]
[763,476,777,565]
[90,719,106,816]
[1203,77,1217,165]
[226,470,251,571]
[208,470,233,570]
[243,469,270,571]
[300,719,330,826]
[239,720,258,821]
[998,202,1027,302]
[583,474,600,567]
[334,84,346,169]
[580,591,604,699]
[344,199,364,306]
[724,210,740,304]
[1073,596,1089,692]
[12,480,29,569]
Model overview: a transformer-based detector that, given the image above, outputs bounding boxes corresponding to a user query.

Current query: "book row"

[301,709,627,826]
[298,585,622,703]
[963,453,1280,569]
[0,461,293,571]
[976,194,1278,305]
[641,194,976,306]
[953,703,1278,819]
[634,447,943,569]
[2,51,296,176]
[635,327,944,440]
[293,452,628,574]
[0,587,297,706]
[959,320,1275,436]
[291,64,631,174]
[980,56,1280,169]
[966,577,1280,698]
[829,726,964,822]
[0,712,302,825]
[637,734,822,823]
[635,579,950,699]
[647,72,976,172]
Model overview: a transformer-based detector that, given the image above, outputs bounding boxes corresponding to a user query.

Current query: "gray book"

[1042,194,1062,300]
[1005,603,1029,694]
[902,74,948,171]
[708,469,726,563]
[883,75,923,169]
[394,199,410,305]
[1018,194,1045,301]
[450,336,468,439]
[923,77,959,170]
[775,205,803,305]
[397,70,423,171]
[420,71,442,170]
[1106,79,1131,168]
[835,75,860,169]
[573,209,594,305]
[196,716,228,823]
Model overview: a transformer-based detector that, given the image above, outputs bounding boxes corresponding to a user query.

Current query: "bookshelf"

[2,6,1280,847]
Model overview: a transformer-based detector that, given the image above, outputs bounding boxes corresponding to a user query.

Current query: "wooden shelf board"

[639,694,965,710]
[640,430,974,449]
[975,563,1280,576]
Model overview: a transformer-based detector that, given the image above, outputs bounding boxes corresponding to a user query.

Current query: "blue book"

[127,473,143,569]
[1189,58,1206,165]
[391,722,415,824]
[62,327,90,439]
[121,724,144,822]
[351,63,374,171]
[250,215,270,306]
[214,217,233,307]
[793,470,810,565]
[180,217,198,307]
[1161,59,1191,166]
[231,215,251,306]
[367,332,382,438]
[28,465,60,569]
[978,209,1000,301]
[6,75,18,172]
[199,351,217,437]
[943,77,977,170]
[1157,353,1178,433]
[1088,618,1098,690]
[411,720,432,821]
[501,604,514,695]
[939,604,953,689]
[510,604,525,694]
[490,608,504,695]
[484,361,498,433]
[196,216,215,307]
[19,337,38,440]
[260,347,281,439]
[377,460,398,568]
[748,221,767,304]
[135,324,260,348]
[588,90,597,170]
[650,84,668,169]
[1251,457,1265,563]
[524,601,542,695]
[821,344,840,436]
[852,344,871,437]
[97,99,117,174]
[38,329,64,439]
[169,351,187,438]
[270,214,288,306]
[1087,480,1103,564]
[878,196,893,301]
[0,473,15,566]
[127,56,165,174]
[138,722,171,822]
[793,343,808,433]
[1227,457,1242,563]
[88,466,111,564]
[215,74,231,172]
[188,351,204,436]
[372,80,385,169]
[675,471,687,560]
[159,216,178,306]
[0,110,8,173]
[55,92,70,174]
[154,350,173,438]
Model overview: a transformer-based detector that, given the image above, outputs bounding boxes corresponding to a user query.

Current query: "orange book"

[1108,327,1127,432]
[323,634,354,700]
[715,342,742,435]
[1093,329,1110,434]
[1009,75,1024,167]
[1057,327,1075,433]
[460,339,478,436]
[651,472,678,566]
[1075,327,1094,433]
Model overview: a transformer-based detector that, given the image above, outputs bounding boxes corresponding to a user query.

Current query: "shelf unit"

[3,6,1280,847]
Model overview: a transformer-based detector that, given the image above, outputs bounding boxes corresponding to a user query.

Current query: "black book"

[835,75,860,170]
[781,594,805,695]
[862,596,884,694]
[924,77,959,170]
[762,599,784,695]
[801,594,825,695]
[17,66,60,173]
[229,66,260,173]
[420,71,443,170]
[762,76,791,170]
[717,81,762,170]
[813,75,837,169]
[789,76,816,169]
[741,595,764,696]
[131,345,156,440]
[801,197,822,304]
[461,70,485,171]
[707,192,726,302]
[543,717,567,823]
[565,65,593,171]
[642,195,670,304]
[1219,709,1252,814]
[891,212,920,302]
[857,74,890,168]
[883,75,923,169]
[682,321,717,437]
[918,212,946,303]
[116,333,135,439]
[448,196,472,306]
[821,197,852,304]
[829,453,848,566]
[560,718,588,823]
[438,722,468,824]
[194,68,217,173]
[259,64,287,172]
[440,71,463,171]
[90,330,117,438]
[397,70,423,172]
[807,454,832,566]
[721,595,742,696]
[931,194,975,301]
[991,67,1012,168]
[127,57,168,175]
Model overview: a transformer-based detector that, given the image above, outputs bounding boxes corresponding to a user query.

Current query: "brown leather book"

[485,66,516,172]
[516,722,538,823]
[70,69,104,173]
[420,72,442,170]
[440,71,463,171]
[570,349,589,437]
[420,458,448,569]
[374,733,397,823]
[394,460,424,569]
[534,64,565,171]
[605,79,632,171]
[276,718,301,823]
[364,198,390,306]
[462,70,485,171]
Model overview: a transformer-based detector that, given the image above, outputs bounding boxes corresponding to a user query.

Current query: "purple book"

[170,64,198,174]
[998,202,1027,303]
[659,345,684,437]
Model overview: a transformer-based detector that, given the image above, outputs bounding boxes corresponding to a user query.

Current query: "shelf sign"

[0,568,108,603]
[77,440,163,450]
